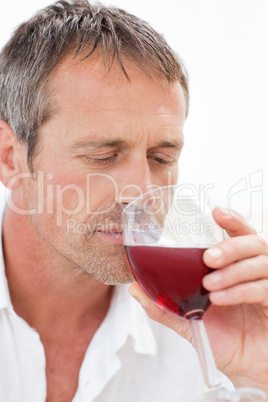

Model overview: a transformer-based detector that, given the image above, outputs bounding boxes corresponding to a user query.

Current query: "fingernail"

[128,289,140,303]
[218,207,230,217]
[206,248,223,261]
[212,290,226,299]
[207,271,222,284]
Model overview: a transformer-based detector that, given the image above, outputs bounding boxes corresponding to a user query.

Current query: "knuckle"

[238,285,248,300]
[146,305,164,322]
[141,297,153,311]
[257,254,268,268]
[226,237,241,254]
[260,279,268,294]
[256,235,268,249]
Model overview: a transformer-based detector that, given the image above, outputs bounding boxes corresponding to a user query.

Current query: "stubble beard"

[30,207,136,285]
[73,207,136,284]
[74,232,135,285]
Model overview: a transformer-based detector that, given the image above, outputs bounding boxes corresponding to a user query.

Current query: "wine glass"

[122,184,266,402]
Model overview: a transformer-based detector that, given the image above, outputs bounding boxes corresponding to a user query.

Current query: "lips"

[95,228,123,243]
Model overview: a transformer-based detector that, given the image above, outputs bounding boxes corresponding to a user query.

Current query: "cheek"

[41,169,120,218]
[151,167,178,188]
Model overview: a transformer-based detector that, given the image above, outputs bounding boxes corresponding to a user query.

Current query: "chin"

[86,267,136,286]
[102,276,136,286]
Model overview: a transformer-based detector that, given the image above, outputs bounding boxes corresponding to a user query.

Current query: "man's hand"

[129,207,268,394]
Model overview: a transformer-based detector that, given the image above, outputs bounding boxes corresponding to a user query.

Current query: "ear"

[0,120,26,190]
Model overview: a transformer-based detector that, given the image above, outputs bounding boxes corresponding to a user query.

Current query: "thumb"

[212,206,256,237]
[129,282,193,344]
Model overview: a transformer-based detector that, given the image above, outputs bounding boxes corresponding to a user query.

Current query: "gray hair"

[0,0,189,170]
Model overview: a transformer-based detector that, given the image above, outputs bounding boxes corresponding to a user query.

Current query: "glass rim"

[121,183,215,218]
[121,184,184,218]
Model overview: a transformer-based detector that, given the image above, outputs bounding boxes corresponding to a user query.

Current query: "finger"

[209,279,268,310]
[129,282,166,320]
[203,234,268,268]
[203,254,268,291]
[128,283,192,342]
[129,282,175,325]
[212,206,256,237]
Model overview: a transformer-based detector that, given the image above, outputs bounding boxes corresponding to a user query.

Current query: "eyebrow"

[156,139,184,150]
[69,138,184,151]
[69,139,125,151]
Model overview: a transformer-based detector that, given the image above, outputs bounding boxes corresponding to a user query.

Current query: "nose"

[115,155,152,207]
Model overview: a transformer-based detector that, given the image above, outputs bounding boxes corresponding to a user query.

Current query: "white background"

[0,0,267,240]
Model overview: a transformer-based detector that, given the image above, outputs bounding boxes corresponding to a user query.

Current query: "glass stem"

[190,318,222,392]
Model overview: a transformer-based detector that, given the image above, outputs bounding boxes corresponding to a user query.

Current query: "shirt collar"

[110,284,158,357]
[77,284,158,399]
[0,192,12,310]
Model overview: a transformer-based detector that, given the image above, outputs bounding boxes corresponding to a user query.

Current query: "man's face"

[18,56,186,284]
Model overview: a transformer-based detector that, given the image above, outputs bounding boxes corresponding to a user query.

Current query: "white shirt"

[0,196,232,401]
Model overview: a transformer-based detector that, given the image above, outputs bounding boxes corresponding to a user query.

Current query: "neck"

[2,203,114,333]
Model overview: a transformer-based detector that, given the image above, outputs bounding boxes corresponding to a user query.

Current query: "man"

[0,1,267,401]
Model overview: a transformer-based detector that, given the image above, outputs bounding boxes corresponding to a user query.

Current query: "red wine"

[126,246,212,319]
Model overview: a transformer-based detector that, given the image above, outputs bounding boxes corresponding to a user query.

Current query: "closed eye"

[152,157,171,164]
[147,154,175,166]
[83,154,118,165]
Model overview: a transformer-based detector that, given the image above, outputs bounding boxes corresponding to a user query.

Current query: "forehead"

[50,55,185,112]
[43,55,185,148]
